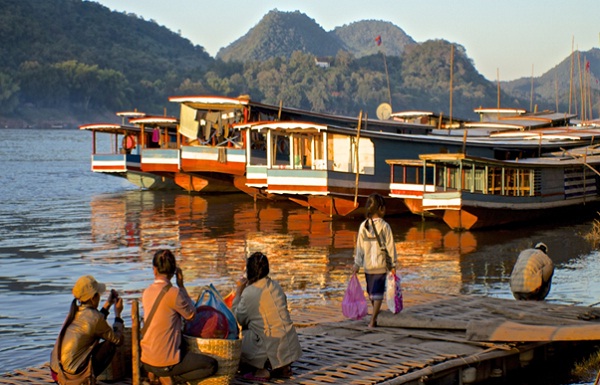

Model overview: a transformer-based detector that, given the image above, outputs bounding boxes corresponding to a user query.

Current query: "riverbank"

[3,292,599,385]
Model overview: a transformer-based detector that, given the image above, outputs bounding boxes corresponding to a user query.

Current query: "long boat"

[233,115,600,217]
[386,147,600,230]
[80,112,182,190]
[167,95,436,196]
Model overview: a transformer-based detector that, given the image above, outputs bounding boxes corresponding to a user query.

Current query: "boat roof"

[474,107,527,115]
[129,116,178,127]
[79,123,144,134]
[387,150,600,168]
[116,111,146,118]
[391,111,434,118]
[247,121,329,132]
[169,95,251,109]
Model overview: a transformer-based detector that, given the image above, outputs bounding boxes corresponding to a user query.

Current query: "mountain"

[1,3,596,127]
[0,0,214,124]
[216,10,346,62]
[502,48,600,114]
[332,20,416,58]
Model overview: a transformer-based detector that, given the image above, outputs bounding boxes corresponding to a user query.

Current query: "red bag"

[183,305,229,339]
[342,273,368,320]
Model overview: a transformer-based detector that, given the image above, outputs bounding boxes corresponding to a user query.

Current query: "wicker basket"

[183,334,242,385]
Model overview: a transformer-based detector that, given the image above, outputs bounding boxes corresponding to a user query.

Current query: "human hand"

[114,297,123,318]
[108,289,119,305]
[175,267,184,287]
[351,265,359,274]
[236,276,248,292]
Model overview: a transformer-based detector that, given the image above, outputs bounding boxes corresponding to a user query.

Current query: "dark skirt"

[365,273,386,301]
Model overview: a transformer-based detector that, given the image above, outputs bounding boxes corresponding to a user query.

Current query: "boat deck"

[3,292,600,385]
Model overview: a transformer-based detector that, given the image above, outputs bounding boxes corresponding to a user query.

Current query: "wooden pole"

[132,299,141,385]
[449,44,454,127]
[569,36,574,114]
[381,52,392,108]
[278,100,283,121]
[530,64,534,112]
[353,111,363,207]
[496,68,500,113]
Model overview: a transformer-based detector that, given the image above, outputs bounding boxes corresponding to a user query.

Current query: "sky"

[93,0,599,81]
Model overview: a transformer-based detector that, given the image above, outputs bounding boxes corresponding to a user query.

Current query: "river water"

[1,128,599,383]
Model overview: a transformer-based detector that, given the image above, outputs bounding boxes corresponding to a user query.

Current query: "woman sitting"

[233,252,302,381]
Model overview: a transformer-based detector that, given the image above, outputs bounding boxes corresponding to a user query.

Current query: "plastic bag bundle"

[342,273,368,320]
[195,284,240,339]
[386,272,403,314]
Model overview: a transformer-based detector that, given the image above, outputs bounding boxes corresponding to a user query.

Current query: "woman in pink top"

[141,250,217,385]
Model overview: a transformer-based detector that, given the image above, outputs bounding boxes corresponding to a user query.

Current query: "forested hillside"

[0,0,213,124]
[0,1,596,128]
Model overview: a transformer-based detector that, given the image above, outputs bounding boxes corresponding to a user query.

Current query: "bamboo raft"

[3,292,600,385]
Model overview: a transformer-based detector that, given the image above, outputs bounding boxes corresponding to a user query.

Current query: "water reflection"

[89,191,362,306]
[88,191,488,304]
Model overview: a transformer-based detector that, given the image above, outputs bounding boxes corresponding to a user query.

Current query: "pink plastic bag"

[386,272,404,314]
[342,273,368,320]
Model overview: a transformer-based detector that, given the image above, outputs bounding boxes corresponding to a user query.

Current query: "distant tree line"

[1,42,519,122]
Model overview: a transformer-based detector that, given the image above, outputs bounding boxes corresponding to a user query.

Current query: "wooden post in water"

[132,299,141,385]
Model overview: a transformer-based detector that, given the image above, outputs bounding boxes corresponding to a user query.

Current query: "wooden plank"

[467,320,600,342]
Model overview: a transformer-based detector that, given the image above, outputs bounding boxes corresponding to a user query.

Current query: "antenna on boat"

[376,35,393,109]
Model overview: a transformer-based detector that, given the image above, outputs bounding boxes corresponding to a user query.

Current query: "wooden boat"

[235,105,600,217]
[168,95,436,196]
[387,147,600,230]
[79,112,181,190]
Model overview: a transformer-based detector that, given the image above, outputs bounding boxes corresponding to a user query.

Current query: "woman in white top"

[352,193,397,327]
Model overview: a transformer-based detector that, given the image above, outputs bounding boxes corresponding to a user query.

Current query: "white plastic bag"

[386,272,404,314]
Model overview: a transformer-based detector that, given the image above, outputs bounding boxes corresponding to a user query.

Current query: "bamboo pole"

[530,64,534,112]
[353,111,363,207]
[449,44,454,126]
[132,299,141,385]
[569,36,574,114]
[578,50,585,121]
[496,68,500,112]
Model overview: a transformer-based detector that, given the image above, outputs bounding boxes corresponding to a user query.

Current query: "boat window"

[488,167,533,196]
[327,134,374,175]
[463,165,486,192]
[313,135,325,170]
[436,164,460,190]
[272,134,290,166]
[292,134,313,169]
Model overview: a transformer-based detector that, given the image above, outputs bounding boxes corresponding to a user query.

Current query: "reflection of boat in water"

[88,191,358,300]
[387,150,600,230]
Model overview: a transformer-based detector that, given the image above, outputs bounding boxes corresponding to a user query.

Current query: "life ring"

[124,135,136,150]
[277,138,289,154]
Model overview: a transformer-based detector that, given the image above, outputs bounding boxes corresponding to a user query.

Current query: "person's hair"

[246,252,269,285]
[365,193,386,219]
[58,298,79,341]
[153,249,177,276]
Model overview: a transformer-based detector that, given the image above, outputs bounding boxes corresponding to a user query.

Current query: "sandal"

[271,365,293,378]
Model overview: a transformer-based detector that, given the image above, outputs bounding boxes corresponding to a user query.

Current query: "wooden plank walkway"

[3,292,600,385]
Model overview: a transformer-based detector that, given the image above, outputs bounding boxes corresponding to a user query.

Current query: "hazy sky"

[94,0,599,81]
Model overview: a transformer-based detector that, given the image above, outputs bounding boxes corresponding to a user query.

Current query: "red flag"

[375,35,382,46]
[586,60,590,72]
